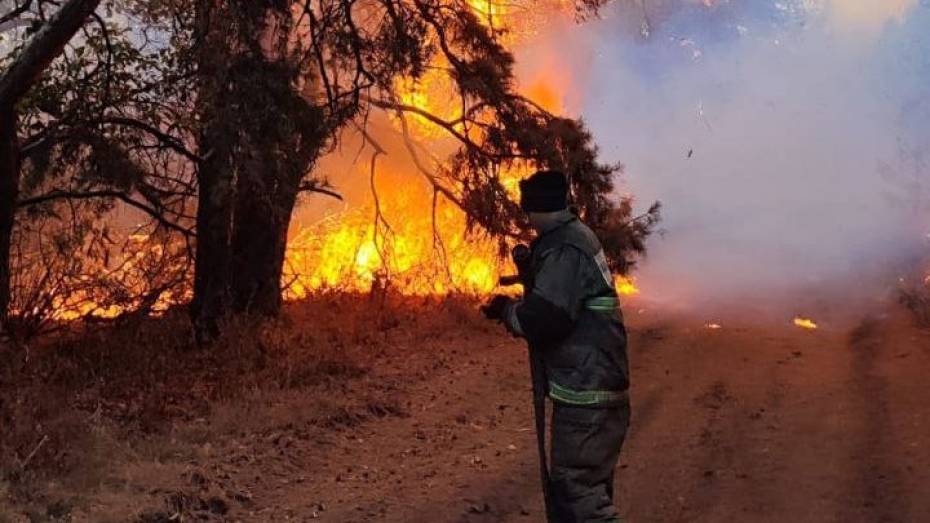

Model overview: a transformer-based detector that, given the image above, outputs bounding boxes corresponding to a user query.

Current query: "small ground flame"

[705,323,722,330]
[793,317,818,330]
[615,275,640,297]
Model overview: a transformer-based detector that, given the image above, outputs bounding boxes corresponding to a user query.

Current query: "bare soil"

[2,297,929,522]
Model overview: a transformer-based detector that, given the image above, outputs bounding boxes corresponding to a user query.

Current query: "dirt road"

[225,306,930,522]
[9,301,927,522]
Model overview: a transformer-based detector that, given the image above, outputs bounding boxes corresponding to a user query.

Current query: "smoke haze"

[514,0,930,308]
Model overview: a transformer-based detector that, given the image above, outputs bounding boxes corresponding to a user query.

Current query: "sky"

[517,0,930,306]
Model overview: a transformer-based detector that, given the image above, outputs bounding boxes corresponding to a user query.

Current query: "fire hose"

[500,244,554,521]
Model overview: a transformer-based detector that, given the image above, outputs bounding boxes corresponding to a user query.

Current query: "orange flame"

[793,317,818,330]
[280,2,582,299]
[285,0,626,301]
[31,232,186,322]
[284,195,509,297]
[40,0,635,322]
[466,0,507,28]
[615,275,639,297]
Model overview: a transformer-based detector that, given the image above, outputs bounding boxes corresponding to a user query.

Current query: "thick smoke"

[517,0,930,308]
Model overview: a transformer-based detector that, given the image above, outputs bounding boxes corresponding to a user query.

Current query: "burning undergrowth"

[3,148,644,347]
[4,158,648,341]
[6,213,191,339]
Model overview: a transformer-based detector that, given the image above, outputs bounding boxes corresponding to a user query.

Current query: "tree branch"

[0,0,101,106]
[16,189,194,237]
[0,0,34,27]
[91,117,202,162]
[367,96,484,152]
[395,111,464,209]
[298,182,343,200]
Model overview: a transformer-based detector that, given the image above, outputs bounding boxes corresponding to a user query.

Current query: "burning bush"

[6,211,190,340]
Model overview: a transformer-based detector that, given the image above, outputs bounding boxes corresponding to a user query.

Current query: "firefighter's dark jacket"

[504,212,629,407]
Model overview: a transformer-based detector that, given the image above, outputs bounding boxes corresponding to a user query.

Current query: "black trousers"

[549,401,631,523]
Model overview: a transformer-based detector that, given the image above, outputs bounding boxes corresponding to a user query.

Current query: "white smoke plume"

[515,0,930,309]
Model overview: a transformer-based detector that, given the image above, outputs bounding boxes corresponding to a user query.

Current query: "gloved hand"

[481,294,512,321]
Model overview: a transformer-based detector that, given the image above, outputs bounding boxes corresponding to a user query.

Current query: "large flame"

[34,0,639,323]
[284,196,509,297]
[282,0,600,299]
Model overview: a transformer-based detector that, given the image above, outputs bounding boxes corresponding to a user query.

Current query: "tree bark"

[190,123,236,338]
[191,2,325,324]
[0,107,18,332]
[190,0,237,341]
[229,182,298,315]
[227,6,291,316]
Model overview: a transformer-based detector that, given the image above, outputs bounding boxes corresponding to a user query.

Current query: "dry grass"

[0,293,487,521]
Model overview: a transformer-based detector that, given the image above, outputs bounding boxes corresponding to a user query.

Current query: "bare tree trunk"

[230,181,299,315]
[191,2,325,323]
[189,0,239,341]
[190,125,235,338]
[225,5,321,318]
[0,0,102,331]
[0,107,19,332]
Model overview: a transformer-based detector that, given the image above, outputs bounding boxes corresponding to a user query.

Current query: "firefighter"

[481,170,631,523]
